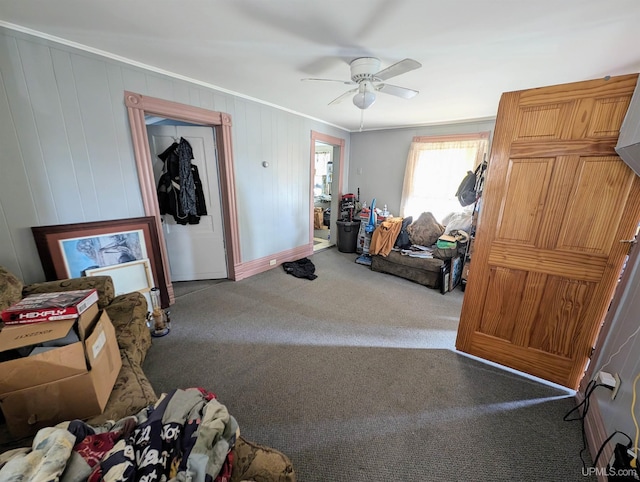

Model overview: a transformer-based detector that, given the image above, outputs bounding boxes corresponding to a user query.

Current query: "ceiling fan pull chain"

[359,109,364,132]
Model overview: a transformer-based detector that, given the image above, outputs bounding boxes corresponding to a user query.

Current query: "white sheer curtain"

[399,133,489,222]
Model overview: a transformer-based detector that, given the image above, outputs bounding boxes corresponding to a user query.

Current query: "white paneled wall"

[0,26,348,282]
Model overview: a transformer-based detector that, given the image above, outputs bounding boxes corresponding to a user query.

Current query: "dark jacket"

[156,138,207,225]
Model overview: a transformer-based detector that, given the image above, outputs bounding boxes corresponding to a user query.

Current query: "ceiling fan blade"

[376,83,419,99]
[301,77,355,85]
[373,58,422,81]
[328,88,358,106]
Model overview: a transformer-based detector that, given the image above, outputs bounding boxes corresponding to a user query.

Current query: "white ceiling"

[2,0,640,132]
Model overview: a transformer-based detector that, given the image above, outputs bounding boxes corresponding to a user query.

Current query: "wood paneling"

[0,26,348,282]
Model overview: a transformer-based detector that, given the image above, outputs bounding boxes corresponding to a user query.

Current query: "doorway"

[313,142,333,252]
[310,131,345,253]
[125,91,241,305]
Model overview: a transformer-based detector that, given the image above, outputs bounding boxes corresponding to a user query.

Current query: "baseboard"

[576,390,610,482]
[233,243,313,280]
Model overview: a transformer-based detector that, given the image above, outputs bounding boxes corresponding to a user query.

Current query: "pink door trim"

[124,91,241,304]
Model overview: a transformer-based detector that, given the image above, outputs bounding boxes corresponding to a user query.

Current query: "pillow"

[442,209,473,235]
[406,212,445,247]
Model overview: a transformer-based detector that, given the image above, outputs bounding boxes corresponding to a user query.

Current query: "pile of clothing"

[369,211,471,258]
[0,388,238,482]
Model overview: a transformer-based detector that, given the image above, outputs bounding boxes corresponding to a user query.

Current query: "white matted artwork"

[85,258,154,310]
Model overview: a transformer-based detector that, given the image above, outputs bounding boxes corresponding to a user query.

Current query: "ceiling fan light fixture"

[353,90,376,109]
[353,80,376,109]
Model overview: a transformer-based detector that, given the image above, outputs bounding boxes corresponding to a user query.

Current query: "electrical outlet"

[269,259,276,266]
[598,371,622,400]
[597,370,617,388]
[611,373,621,400]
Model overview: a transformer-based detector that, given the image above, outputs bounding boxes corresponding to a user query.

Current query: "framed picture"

[32,217,169,308]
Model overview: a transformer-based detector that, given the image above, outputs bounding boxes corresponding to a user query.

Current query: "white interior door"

[147,124,227,281]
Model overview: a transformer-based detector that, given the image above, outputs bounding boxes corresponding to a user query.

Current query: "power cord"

[631,372,640,469]
[564,379,614,470]
[593,430,633,468]
[598,324,640,374]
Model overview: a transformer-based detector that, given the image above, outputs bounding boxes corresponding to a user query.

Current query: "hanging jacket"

[156,138,207,225]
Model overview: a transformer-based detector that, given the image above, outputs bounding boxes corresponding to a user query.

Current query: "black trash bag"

[282,258,317,280]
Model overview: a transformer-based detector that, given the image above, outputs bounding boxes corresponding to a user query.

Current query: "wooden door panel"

[469,333,575,386]
[529,277,594,357]
[477,267,527,340]
[514,102,573,141]
[588,96,634,137]
[456,74,640,389]
[558,157,636,253]
[496,158,552,243]
[474,271,594,357]
[487,241,607,281]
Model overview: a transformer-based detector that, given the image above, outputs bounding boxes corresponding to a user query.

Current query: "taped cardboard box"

[0,309,121,438]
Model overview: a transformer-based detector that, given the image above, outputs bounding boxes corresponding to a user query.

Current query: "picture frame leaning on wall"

[31,216,169,308]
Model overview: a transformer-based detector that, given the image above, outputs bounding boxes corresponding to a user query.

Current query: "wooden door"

[455,74,640,389]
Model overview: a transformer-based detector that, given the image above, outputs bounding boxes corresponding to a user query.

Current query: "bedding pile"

[0,388,239,482]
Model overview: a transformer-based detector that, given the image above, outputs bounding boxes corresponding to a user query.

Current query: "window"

[400,133,489,222]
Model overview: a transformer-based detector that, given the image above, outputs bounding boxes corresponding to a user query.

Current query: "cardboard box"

[0,309,121,438]
[0,300,99,356]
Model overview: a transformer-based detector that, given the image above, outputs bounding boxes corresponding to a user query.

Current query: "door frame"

[125,91,240,305]
[310,131,345,249]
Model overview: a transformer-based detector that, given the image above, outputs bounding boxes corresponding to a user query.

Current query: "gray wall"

[348,120,495,217]
[592,247,640,448]
[0,27,349,282]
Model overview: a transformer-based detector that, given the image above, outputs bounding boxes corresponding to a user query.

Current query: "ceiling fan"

[302,57,422,110]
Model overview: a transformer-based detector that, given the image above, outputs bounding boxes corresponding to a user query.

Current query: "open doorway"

[313,142,333,252]
[125,91,241,305]
[310,131,345,253]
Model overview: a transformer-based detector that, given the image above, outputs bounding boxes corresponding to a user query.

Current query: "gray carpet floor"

[144,248,594,481]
